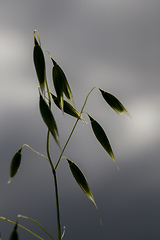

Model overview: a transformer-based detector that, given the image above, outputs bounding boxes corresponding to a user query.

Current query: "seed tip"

[7,179,12,184]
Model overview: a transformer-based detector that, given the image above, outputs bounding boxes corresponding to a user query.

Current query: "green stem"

[53,170,61,240]
[22,144,49,163]
[18,215,54,240]
[46,130,61,240]
[0,217,45,240]
[55,86,96,169]
[55,118,79,170]
[45,76,61,239]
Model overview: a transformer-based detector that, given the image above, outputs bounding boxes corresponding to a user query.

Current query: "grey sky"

[0,1,160,239]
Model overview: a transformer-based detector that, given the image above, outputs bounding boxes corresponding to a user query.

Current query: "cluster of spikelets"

[5,30,130,240]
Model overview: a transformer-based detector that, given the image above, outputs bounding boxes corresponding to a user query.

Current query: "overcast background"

[0,1,160,239]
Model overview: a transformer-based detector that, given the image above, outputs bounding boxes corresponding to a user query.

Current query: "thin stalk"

[55,118,79,170]
[53,170,61,240]
[0,217,44,240]
[22,144,49,163]
[46,130,61,240]
[45,79,61,240]
[55,86,96,169]
[18,215,54,240]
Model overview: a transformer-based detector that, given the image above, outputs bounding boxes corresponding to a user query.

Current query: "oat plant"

[0,30,130,240]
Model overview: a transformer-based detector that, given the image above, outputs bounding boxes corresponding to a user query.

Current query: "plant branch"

[55,86,97,169]
[46,130,61,240]
[53,170,61,240]
[22,144,49,163]
[0,217,45,240]
[18,215,54,240]
[45,76,61,240]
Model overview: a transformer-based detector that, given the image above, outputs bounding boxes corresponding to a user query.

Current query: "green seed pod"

[62,74,74,103]
[99,88,130,116]
[33,44,46,93]
[52,63,74,111]
[9,222,19,240]
[51,94,84,121]
[39,92,61,148]
[9,148,22,182]
[52,63,65,111]
[88,115,118,168]
[67,159,97,209]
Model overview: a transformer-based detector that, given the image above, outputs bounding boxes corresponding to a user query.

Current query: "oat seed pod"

[88,115,118,168]
[39,92,61,148]
[67,159,97,209]
[99,88,130,116]
[52,62,74,111]
[51,94,84,121]
[33,38,46,93]
[9,148,22,183]
[9,221,19,240]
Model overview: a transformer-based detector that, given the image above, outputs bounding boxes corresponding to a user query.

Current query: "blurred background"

[0,0,160,239]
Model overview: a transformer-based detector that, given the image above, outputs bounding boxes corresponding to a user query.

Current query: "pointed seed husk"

[51,94,83,120]
[88,115,118,168]
[9,148,22,182]
[33,44,46,93]
[52,64,64,111]
[39,93,61,148]
[99,88,130,116]
[67,159,97,209]
[52,63,74,111]
[9,222,19,240]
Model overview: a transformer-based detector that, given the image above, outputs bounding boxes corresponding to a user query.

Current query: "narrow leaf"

[51,94,84,121]
[9,222,19,240]
[33,44,46,93]
[9,148,22,183]
[39,93,61,148]
[67,159,97,209]
[99,88,130,116]
[88,115,118,169]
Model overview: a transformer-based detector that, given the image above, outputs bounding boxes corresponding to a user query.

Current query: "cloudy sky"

[0,1,160,239]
